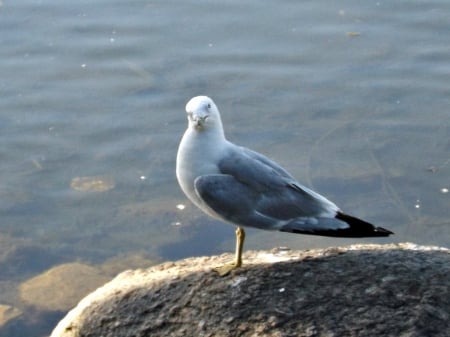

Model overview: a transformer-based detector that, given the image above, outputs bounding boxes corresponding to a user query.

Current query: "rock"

[50,243,449,337]
[19,262,112,311]
[70,176,115,192]
[0,304,22,327]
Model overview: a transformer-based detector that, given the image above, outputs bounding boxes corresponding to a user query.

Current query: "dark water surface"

[1,0,449,335]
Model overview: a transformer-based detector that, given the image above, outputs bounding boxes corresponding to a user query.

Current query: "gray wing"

[194,146,340,231]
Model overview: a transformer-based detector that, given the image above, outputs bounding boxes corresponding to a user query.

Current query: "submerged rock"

[70,176,115,192]
[0,304,22,327]
[19,262,111,312]
[51,243,449,337]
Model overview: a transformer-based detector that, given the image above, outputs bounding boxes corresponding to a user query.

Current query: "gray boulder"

[51,243,449,337]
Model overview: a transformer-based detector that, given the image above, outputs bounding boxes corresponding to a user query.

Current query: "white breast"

[176,127,228,212]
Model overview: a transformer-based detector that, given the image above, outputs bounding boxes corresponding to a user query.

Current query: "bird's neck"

[178,124,228,162]
[189,123,226,144]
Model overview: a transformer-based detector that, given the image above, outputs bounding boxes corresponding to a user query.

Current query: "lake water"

[1,0,449,335]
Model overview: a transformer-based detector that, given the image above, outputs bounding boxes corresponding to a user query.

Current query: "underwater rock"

[50,243,449,337]
[19,262,111,311]
[0,304,22,327]
[70,176,115,192]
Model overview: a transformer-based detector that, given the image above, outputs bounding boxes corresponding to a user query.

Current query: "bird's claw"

[213,261,241,277]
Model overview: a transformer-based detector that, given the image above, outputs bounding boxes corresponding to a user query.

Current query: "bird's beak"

[189,113,208,129]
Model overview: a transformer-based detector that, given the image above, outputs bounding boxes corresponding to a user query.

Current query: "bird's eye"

[207,103,211,109]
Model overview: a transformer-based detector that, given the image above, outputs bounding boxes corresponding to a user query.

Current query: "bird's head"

[185,96,222,132]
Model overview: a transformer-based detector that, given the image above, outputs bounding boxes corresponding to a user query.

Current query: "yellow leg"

[234,226,245,267]
[214,226,246,276]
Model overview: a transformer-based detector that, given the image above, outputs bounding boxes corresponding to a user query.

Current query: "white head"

[185,96,223,133]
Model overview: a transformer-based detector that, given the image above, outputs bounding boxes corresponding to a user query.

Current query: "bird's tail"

[334,212,393,237]
[279,212,394,238]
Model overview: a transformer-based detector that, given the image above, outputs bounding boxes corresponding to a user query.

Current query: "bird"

[176,96,393,276]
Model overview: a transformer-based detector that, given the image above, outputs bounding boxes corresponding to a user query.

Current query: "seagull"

[176,96,393,275]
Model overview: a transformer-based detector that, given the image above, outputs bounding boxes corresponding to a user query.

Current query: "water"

[1,0,449,335]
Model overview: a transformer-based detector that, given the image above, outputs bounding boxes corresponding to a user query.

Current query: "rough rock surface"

[51,243,449,337]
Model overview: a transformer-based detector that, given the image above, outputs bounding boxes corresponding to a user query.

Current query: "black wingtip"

[335,212,394,238]
[373,226,394,236]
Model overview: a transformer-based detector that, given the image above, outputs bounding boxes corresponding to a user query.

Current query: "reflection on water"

[1,0,449,335]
